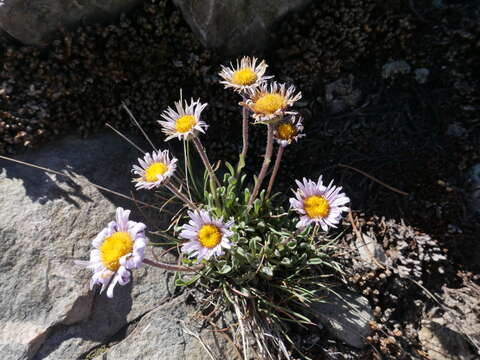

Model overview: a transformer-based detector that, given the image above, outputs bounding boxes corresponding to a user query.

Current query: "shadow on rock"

[32,281,134,360]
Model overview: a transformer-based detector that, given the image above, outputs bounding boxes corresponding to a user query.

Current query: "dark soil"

[1,0,479,358]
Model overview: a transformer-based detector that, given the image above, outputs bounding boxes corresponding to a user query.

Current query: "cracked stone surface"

[95,295,243,360]
[0,133,177,359]
[312,288,373,349]
[172,0,312,54]
[0,0,141,46]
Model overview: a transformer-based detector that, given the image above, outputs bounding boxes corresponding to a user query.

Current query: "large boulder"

[0,0,141,46]
[0,133,237,359]
[172,0,313,54]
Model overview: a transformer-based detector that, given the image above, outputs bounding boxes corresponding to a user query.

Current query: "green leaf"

[225,161,235,176]
[243,188,251,204]
[218,264,232,274]
[175,274,201,287]
[236,247,249,259]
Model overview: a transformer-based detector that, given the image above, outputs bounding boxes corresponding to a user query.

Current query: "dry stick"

[248,124,274,208]
[0,155,166,212]
[165,182,197,210]
[143,258,204,272]
[266,145,285,199]
[105,123,146,154]
[241,103,249,159]
[338,163,409,196]
[122,102,158,152]
[207,321,244,360]
[192,136,220,187]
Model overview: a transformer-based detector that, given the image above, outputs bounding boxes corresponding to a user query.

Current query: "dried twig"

[338,163,409,196]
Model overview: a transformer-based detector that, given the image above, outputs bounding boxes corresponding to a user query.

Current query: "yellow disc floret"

[276,122,297,140]
[231,68,258,86]
[198,224,222,249]
[252,93,286,115]
[144,162,168,182]
[100,232,134,271]
[175,115,197,133]
[304,195,330,219]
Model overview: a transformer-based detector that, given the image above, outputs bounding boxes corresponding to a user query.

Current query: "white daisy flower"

[132,149,177,190]
[290,176,350,231]
[274,114,305,147]
[244,81,302,123]
[158,98,208,141]
[219,56,273,93]
[82,207,147,298]
[180,209,234,261]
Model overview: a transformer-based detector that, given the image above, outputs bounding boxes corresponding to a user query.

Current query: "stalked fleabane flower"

[290,176,350,231]
[132,149,177,190]
[244,81,302,123]
[219,56,273,93]
[159,98,208,141]
[180,210,234,261]
[274,114,305,147]
[83,207,147,298]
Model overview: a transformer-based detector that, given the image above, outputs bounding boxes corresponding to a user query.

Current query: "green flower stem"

[248,123,274,208]
[266,145,285,199]
[165,182,197,210]
[144,258,204,272]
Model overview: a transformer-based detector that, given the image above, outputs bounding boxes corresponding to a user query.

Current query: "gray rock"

[418,319,476,360]
[352,233,388,271]
[325,75,362,114]
[415,68,430,84]
[440,283,480,355]
[0,133,176,359]
[172,0,312,54]
[446,122,468,139]
[0,0,141,46]
[382,60,411,79]
[312,288,373,349]
[94,295,244,360]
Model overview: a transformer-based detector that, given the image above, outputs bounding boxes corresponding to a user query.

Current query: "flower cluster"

[77,56,351,359]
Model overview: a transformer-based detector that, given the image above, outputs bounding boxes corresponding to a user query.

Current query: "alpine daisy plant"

[76,56,351,359]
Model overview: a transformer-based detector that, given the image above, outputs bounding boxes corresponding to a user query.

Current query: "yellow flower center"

[253,93,286,115]
[304,195,330,219]
[175,115,197,133]
[100,232,133,271]
[231,68,258,86]
[144,162,168,182]
[198,224,222,249]
[277,122,297,140]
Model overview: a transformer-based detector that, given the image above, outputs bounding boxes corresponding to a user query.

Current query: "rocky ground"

[1,0,479,359]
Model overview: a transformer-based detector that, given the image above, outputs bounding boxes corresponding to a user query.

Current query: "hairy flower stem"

[266,145,285,199]
[241,103,249,159]
[166,182,197,209]
[248,124,274,208]
[192,136,220,187]
[144,258,204,272]
[192,136,221,209]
